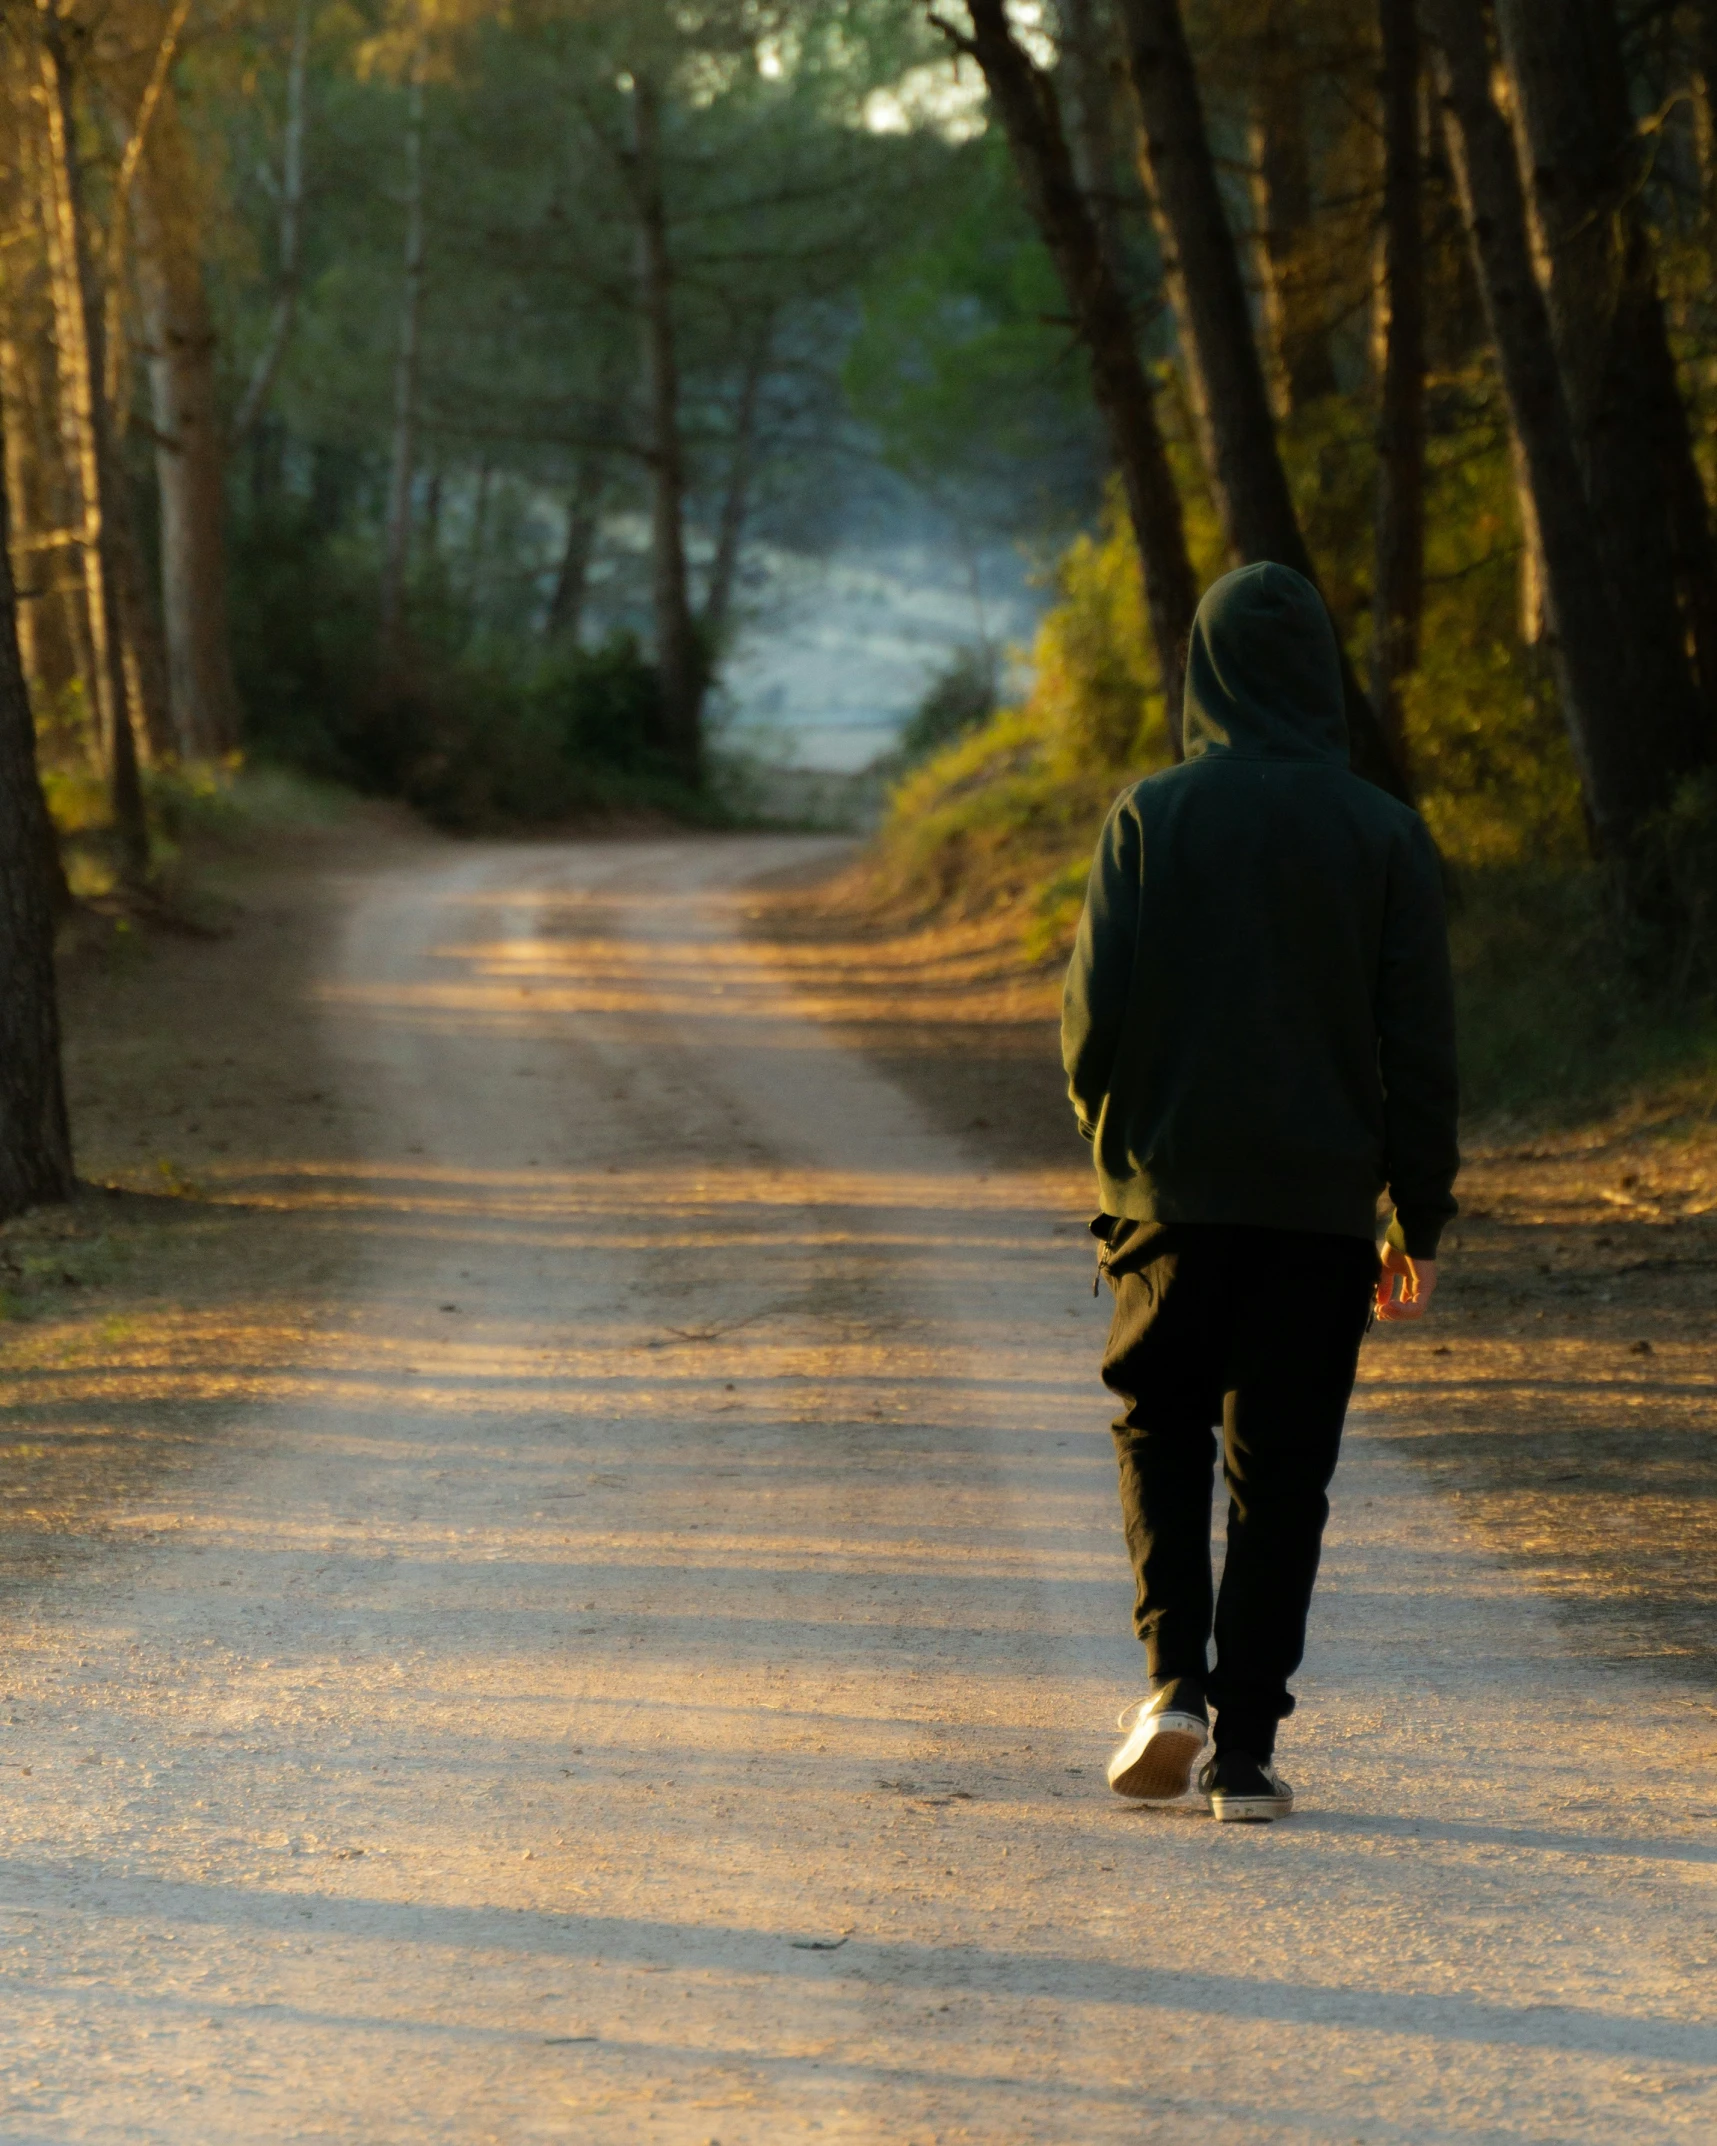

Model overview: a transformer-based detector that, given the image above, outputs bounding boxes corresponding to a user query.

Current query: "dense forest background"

[4,0,1717,1206]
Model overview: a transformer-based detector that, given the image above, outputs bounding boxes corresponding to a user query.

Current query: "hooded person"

[1062,561,1458,1822]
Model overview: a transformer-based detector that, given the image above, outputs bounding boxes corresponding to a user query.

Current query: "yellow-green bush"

[881,379,1587,937]
[874,381,1715,1114]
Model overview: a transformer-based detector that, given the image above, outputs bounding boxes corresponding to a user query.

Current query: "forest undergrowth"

[868,427,1717,1130]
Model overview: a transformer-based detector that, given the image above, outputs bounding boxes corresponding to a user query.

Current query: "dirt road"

[0,833,1712,2141]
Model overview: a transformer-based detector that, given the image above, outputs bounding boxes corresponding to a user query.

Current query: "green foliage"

[227,502,383,784]
[871,372,1717,1120]
[1399,383,1587,870]
[392,637,705,832]
[225,499,697,827]
[182,3,948,833]
[896,646,996,765]
[843,127,1104,534]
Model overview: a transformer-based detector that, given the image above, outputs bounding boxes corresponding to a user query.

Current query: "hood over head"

[1181,561,1348,767]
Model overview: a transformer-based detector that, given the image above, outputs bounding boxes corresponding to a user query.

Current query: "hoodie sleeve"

[1377,814,1460,1257]
[1062,795,1143,1142]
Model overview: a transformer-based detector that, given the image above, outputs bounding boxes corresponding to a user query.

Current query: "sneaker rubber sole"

[1207,1784,1294,1823]
[1107,1711,1207,1801]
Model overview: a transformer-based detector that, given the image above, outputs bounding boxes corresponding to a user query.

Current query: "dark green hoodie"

[1061,561,1458,1257]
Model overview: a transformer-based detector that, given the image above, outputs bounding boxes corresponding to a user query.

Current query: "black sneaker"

[1199,1751,1293,1823]
[1107,1681,1209,1801]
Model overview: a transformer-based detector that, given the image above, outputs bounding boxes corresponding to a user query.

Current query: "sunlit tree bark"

[37,8,149,882]
[1422,0,1673,859]
[1492,0,1717,754]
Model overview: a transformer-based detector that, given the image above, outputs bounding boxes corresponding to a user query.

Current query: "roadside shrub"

[227,504,382,784]
[869,395,1717,1119]
[226,502,705,828]
[364,636,695,831]
[896,646,996,766]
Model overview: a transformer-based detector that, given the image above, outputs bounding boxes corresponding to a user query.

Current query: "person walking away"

[1062,562,1458,1822]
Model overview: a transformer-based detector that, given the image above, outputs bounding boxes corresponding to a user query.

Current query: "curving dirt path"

[0,832,1712,2141]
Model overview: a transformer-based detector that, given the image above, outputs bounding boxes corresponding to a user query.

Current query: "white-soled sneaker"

[1198,1751,1294,1822]
[1107,1685,1209,1801]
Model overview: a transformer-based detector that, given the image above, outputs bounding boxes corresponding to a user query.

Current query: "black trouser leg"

[1102,1233,1223,1685]
[1101,1224,1377,1746]
[1207,1232,1376,1754]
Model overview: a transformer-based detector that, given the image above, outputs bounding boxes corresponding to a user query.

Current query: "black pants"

[1101,1221,1378,1759]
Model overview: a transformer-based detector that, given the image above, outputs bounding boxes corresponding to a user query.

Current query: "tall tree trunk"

[378,47,426,665]
[1114,0,1409,797]
[1493,0,1717,760]
[12,64,101,738]
[112,496,175,764]
[955,0,1200,745]
[1054,0,1130,278]
[630,69,702,783]
[1249,1,1338,412]
[229,0,309,446]
[547,457,602,644]
[38,13,149,883]
[422,467,441,559]
[0,387,74,1216]
[1421,0,1662,855]
[701,318,770,652]
[1370,0,1426,770]
[1,333,93,725]
[133,92,241,760]
[0,338,48,698]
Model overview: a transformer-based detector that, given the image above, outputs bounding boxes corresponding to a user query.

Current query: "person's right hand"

[1377,1243,1437,1322]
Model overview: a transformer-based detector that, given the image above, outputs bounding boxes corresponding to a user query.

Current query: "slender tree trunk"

[38,13,149,883]
[1421,0,1663,854]
[701,318,770,651]
[14,89,100,734]
[470,462,491,556]
[423,467,441,559]
[547,460,602,644]
[1249,2,1338,412]
[0,339,46,697]
[0,387,74,1216]
[112,498,175,764]
[1370,0,1426,771]
[956,0,1200,744]
[229,0,309,446]
[1509,428,1547,646]
[1492,0,1717,760]
[133,94,241,760]
[630,69,702,783]
[1114,0,1409,797]
[378,47,426,665]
